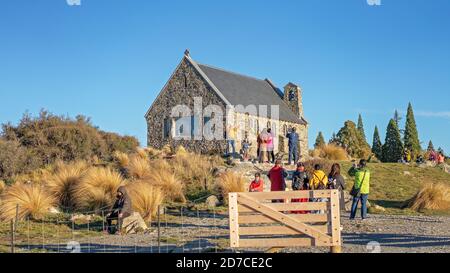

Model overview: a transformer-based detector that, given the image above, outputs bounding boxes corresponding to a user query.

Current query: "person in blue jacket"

[286,127,300,165]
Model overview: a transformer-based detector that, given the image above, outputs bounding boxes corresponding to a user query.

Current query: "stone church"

[145,51,308,157]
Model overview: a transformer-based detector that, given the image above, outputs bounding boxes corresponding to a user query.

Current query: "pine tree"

[404,102,421,158]
[329,132,338,145]
[357,114,367,141]
[393,110,402,127]
[372,126,383,160]
[427,141,435,152]
[315,132,326,149]
[336,121,371,159]
[382,119,404,162]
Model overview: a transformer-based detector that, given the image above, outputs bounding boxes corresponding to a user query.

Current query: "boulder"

[120,212,148,234]
[403,171,411,176]
[205,195,221,208]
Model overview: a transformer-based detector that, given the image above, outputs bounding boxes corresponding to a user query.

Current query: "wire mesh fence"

[0,204,230,254]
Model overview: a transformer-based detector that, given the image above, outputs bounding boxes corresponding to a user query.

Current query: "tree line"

[315,103,445,162]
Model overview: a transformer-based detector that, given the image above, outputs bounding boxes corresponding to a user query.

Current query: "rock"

[48,207,60,214]
[120,212,148,234]
[205,195,221,208]
[403,171,411,176]
[70,214,92,222]
[373,205,386,212]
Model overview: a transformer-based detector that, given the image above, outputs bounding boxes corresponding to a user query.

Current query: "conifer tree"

[357,114,367,142]
[404,103,421,157]
[315,132,326,149]
[427,140,435,152]
[336,121,371,158]
[382,119,404,162]
[372,126,383,160]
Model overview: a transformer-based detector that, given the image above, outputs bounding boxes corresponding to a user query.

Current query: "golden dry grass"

[46,161,88,210]
[126,181,165,222]
[145,147,164,159]
[311,144,349,161]
[215,171,246,204]
[136,148,149,160]
[126,155,152,179]
[144,170,186,203]
[74,167,126,212]
[172,151,217,191]
[407,183,450,212]
[113,151,130,168]
[0,180,5,194]
[161,144,173,156]
[0,183,56,221]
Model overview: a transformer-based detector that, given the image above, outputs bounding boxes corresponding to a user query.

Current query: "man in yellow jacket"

[310,164,328,190]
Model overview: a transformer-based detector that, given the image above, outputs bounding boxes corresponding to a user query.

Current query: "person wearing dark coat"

[286,127,300,165]
[106,186,133,234]
[328,163,346,211]
[291,162,310,214]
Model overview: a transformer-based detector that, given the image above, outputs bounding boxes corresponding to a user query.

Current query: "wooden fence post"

[330,190,342,253]
[228,193,239,248]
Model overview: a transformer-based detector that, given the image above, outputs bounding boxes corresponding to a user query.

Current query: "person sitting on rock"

[249,173,264,192]
[106,186,133,234]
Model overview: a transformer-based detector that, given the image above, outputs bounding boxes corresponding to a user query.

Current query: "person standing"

[268,159,288,199]
[286,127,300,165]
[291,162,310,214]
[226,124,237,158]
[242,134,252,162]
[266,128,275,163]
[259,129,269,163]
[249,173,264,192]
[348,159,371,220]
[328,163,346,211]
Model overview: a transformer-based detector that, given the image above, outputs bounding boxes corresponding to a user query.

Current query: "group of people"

[249,159,371,220]
[428,150,446,165]
[226,125,301,166]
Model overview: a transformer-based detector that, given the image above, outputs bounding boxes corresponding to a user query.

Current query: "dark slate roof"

[197,63,305,124]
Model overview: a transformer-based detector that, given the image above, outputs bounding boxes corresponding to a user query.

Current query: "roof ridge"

[197,62,268,83]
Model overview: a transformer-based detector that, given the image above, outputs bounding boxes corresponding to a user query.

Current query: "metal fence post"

[157,205,161,253]
[10,219,15,253]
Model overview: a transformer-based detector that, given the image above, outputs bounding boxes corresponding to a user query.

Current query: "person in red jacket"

[249,173,264,192]
[268,160,288,202]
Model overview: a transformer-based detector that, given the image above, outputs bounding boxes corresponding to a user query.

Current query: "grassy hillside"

[340,162,450,215]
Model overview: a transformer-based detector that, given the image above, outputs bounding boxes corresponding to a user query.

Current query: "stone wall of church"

[145,58,228,154]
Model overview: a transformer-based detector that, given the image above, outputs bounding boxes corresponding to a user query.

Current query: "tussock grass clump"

[136,148,149,160]
[215,172,246,204]
[0,180,5,194]
[161,145,173,156]
[46,161,88,210]
[172,151,218,194]
[304,159,333,176]
[126,182,165,222]
[145,147,164,160]
[113,151,130,169]
[74,167,126,212]
[145,170,186,203]
[407,183,450,212]
[311,144,349,161]
[126,155,152,179]
[0,183,55,221]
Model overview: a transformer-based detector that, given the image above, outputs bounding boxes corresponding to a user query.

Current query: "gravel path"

[58,211,450,253]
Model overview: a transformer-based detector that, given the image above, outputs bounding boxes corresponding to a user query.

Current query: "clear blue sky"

[1,0,449,153]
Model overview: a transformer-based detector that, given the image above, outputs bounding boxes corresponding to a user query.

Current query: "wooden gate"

[228,190,342,251]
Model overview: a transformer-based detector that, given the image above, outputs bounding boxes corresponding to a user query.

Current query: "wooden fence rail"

[229,190,342,253]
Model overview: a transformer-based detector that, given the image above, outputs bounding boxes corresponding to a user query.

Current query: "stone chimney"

[283,82,304,120]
